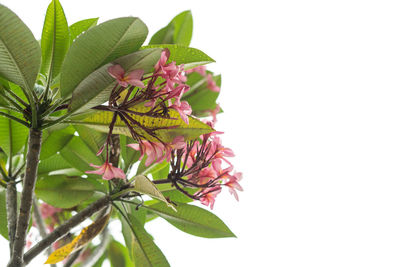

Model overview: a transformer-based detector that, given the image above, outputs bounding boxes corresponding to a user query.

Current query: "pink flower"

[212,159,233,180]
[155,49,187,87]
[86,161,126,180]
[210,136,235,165]
[209,104,221,123]
[155,49,170,72]
[198,186,222,210]
[40,203,61,219]
[186,65,207,76]
[225,172,243,201]
[190,167,217,185]
[128,141,165,166]
[165,136,186,162]
[171,100,192,124]
[206,74,220,92]
[108,64,145,88]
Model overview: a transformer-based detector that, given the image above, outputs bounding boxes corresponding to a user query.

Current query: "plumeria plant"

[0,1,242,266]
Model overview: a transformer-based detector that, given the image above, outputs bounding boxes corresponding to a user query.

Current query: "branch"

[32,197,56,267]
[0,111,30,127]
[23,195,112,265]
[8,129,42,267]
[6,181,17,255]
[63,248,83,267]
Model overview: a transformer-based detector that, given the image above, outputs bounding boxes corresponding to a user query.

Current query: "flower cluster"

[85,48,242,209]
[166,125,243,209]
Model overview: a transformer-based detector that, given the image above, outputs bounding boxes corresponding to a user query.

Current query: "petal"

[125,69,144,81]
[108,65,125,80]
[102,164,115,180]
[128,79,145,88]
[111,166,126,179]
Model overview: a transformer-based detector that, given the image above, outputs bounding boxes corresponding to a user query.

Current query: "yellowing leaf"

[45,210,111,264]
[133,175,176,211]
[70,106,214,143]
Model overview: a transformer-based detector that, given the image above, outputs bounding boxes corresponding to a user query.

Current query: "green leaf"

[37,153,75,175]
[171,10,193,46]
[162,188,195,204]
[136,160,168,177]
[70,106,214,143]
[59,136,103,173]
[119,207,170,267]
[149,10,193,46]
[0,110,28,156]
[148,202,236,238]
[40,0,69,80]
[120,135,140,172]
[68,48,162,114]
[141,44,214,69]
[0,188,7,240]
[74,125,107,162]
[132,175,175,211]
[40,125,75,160]
[108,239,134,267]
[0,4,41,92]
[60,17,148,98]
[69,18,98,45]
[149,24,174,45]
[35,175,95,208]
[183,74,221,114]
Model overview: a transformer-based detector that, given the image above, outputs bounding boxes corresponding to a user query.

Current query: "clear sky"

[2,0,400,266]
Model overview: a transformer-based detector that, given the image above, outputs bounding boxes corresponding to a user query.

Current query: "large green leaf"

[35,175,95,208]
[108,239,134,267]
[74,125,107,162]
[148,202,236,238]
[60,17,148,98]
[69,106,214,143]
[40,125,75,160]
[69,18,98,45]
[0,110,28,157]
[120,207,170,267]
[0,4,41,92]
[37,153,76,175]
[59,136,103,173]
[141,44,214,69]
[68,48,162,114]
[149,10,193,46]
[40,0,69,80]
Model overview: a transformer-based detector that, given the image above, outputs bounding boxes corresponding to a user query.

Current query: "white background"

[2,0,400,266]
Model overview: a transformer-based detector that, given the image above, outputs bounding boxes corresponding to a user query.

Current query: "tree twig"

[8,129,42,267]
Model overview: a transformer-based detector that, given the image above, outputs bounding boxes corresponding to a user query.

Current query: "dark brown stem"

[109,134,120,167]
[8,129,42,267]
[23,195,111,265]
